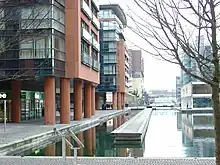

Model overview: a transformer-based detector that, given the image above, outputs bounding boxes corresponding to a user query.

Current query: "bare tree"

[128,0,220,163]
[0,0,65,81]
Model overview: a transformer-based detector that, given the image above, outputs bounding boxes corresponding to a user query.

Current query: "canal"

[14,110,215,157]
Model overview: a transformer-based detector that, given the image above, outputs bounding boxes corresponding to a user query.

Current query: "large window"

[20,5,65,33]
[20,35,65,61]
[102,76,116,86]
[103,53,116,63]
[193,98,212,108]
[103,42,116,52]
[103,31,118,41]
[104,64,116,74]
[81,40,89,54]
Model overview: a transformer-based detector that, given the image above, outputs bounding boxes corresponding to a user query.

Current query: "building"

[181,82,212,109]
[96,4,129,109]
[128,49,144,98]
[176,76,181,105]
[0,0,100,125]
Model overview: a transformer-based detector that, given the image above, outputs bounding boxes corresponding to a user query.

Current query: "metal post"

[74,147,77,165]
[4,100,6,132]
[62,136,66,161]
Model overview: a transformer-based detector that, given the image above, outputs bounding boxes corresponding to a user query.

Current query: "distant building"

[176,76,181,105]
[128,49,144,98]
[181,82,212,109]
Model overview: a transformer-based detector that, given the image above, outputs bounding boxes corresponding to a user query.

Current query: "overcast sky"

[100,0,180,91]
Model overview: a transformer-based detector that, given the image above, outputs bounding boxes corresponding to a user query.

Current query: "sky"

[100,0,180,91]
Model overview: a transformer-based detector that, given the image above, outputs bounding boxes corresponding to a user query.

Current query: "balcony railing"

[81,0,92,19]
[91,0,99,11]
[92,38,100,51]
[81,52,92,67]
[82,28,92,44]
[92,13,100,29]
[125,71,130,78]
[125,60,129,68]
[92,60,100,71]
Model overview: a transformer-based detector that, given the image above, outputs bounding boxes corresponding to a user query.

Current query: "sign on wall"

[106,92,113,103]
[0,93,7,99]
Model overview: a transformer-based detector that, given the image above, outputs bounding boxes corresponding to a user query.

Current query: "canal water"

[16,110,215,157]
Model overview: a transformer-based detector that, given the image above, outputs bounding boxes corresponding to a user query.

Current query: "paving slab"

[0,157,215,165]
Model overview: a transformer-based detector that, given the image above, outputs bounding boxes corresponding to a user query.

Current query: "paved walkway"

[0,157,215,165]
[0,110,127,147]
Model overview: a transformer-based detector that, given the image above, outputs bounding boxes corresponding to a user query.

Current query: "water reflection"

[144,110,215,157]
[20,110,215,158]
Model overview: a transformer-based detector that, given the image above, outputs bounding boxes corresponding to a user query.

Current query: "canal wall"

[112,108,153,144]
[0,109,130,156]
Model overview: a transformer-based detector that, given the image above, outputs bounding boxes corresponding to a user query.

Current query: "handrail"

[68,129,84,148]
[53,128,84,165]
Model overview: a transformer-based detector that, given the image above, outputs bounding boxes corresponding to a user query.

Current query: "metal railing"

[53,128,84,165]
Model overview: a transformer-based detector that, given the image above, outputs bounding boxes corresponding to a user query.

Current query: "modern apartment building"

[0,0,100,125]
[97,4,128,109]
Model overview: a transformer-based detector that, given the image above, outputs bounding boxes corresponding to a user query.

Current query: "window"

[103,53,116,63]
[193,98,212,108]
[81,20,89,31]
[81,40,89,54]
[103,42,116,52]
[103,76,116,86]
[103,65,116,74]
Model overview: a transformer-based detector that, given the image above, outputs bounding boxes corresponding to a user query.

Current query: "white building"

[181,82,212,109]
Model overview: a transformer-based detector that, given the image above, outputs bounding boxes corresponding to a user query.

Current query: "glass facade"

[0,90,44,122]
[193,97,212,108]
[0,0,66,78]
[98,7,126,92]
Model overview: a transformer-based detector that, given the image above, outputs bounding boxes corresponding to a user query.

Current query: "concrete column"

[60,78,70,124]
[92,127,96,155]
[45,143,56,156]
[95,93,100,110]
[84,129,92,156]
[113,92,117,110]
[11,80,21,123]
[74,79,82,120]
[113,118,118,129]
[91,85,96,115]
[76,132,83,156]
[121,93,124,109]
[84,82,92,118]
[117,92,122,110]
[44,77,56,125]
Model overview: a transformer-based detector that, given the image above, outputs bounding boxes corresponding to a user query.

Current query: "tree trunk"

[212,85,220,164]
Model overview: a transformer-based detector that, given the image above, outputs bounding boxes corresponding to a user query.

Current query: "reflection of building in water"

[182,112,214,140]
[129,148,144,157]
[177,112,182,130]
[182,131,215,157]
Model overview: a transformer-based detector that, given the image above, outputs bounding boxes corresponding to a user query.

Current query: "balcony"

[92,13,100,29]
[92,59,100,71]
[125,60,129,68]
[92,38,100,51]
[81,0,92,19]
[91,0,99,11]
[82,28,92,44]
[81,52,92,67]
[125,71,130,78]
